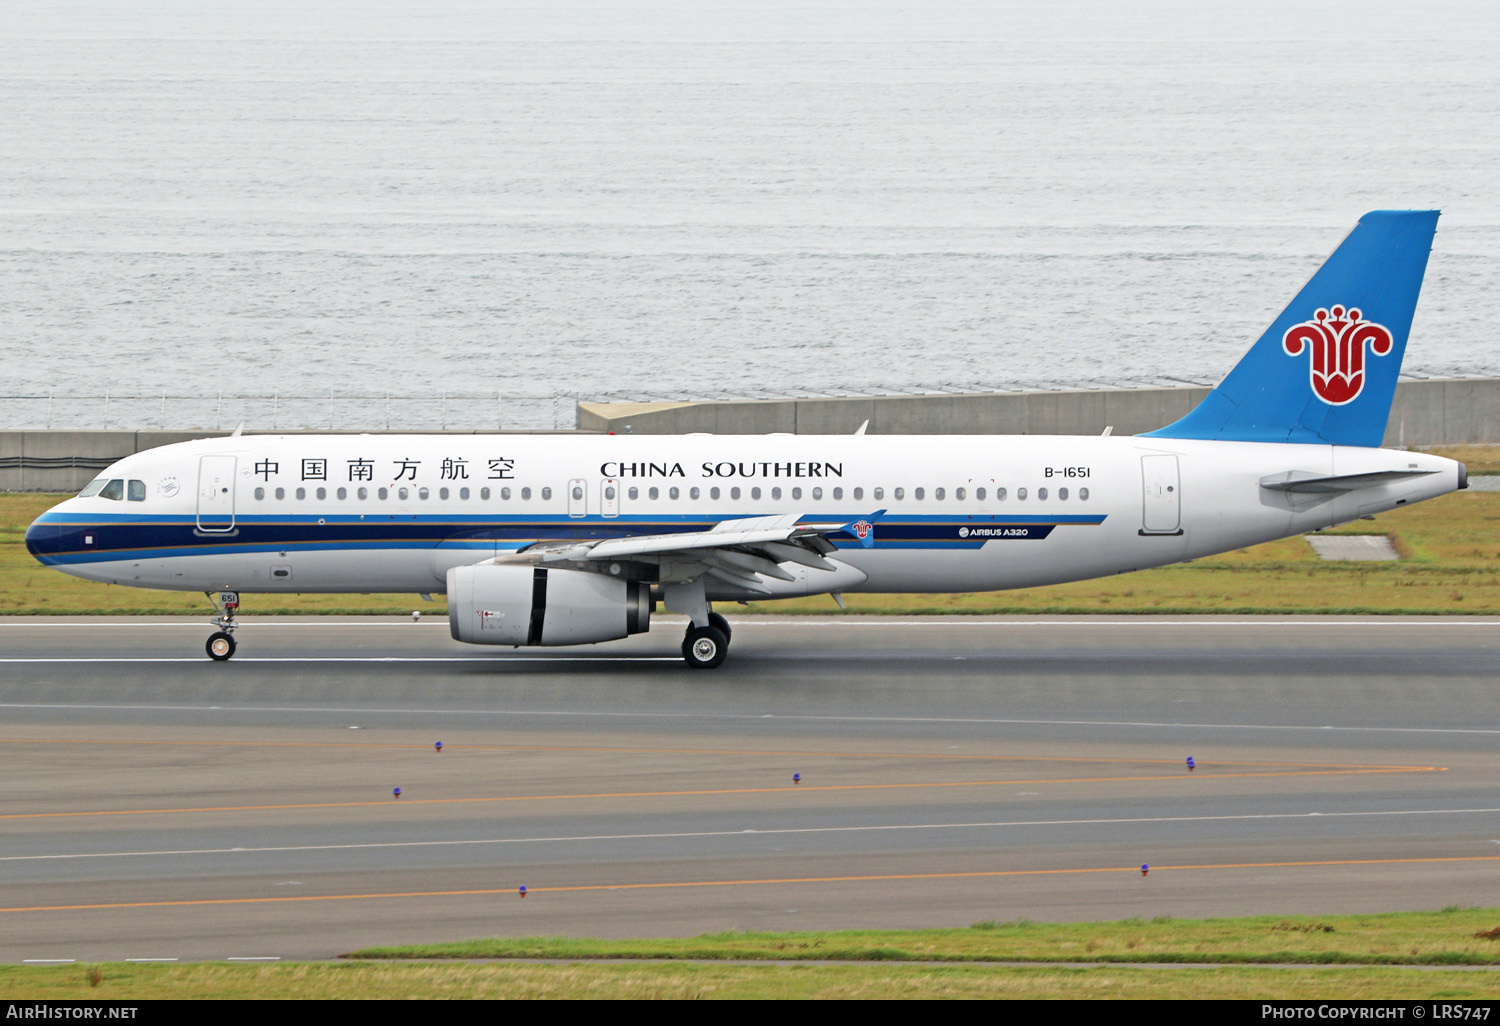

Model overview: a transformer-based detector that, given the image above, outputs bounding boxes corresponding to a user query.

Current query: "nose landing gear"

[206,590,240,661]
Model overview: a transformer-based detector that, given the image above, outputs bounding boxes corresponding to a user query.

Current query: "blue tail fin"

[1144,210,1438,447]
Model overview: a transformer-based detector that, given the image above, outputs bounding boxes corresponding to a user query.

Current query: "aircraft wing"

[491,510,884,593]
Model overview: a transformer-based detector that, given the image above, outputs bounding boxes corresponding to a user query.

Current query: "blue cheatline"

[1145,210,1440,447]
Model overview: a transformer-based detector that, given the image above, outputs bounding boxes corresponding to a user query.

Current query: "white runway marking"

[0,657,681,664]
[8,808,1499,863]
[2,618,1499,628]
[0,701,1493,734]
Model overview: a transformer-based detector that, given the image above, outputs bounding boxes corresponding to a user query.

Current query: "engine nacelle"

[447,564,651,646]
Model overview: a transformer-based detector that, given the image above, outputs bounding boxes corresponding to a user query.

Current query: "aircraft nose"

[24,513,65,563]
[25,516,46,559]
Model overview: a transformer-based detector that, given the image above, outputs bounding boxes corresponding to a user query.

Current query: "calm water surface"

[1,1,1496,428]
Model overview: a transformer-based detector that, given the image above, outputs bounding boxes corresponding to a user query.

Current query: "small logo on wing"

[1282,305,1394,406]
[851,520,872,540]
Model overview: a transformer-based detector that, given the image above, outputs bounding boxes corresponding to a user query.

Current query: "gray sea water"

[2,0,1497,430]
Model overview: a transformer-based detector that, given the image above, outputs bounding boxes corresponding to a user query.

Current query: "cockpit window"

[127,480,146,502]
[78,478,106,498]
[98,479,125,501]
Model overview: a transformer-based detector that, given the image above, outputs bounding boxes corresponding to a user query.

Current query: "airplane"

[24,210,1466,668]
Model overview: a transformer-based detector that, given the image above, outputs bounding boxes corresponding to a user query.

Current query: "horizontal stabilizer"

[1259,468,1436,494]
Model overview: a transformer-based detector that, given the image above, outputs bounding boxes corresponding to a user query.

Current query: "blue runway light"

[435,741,443,753]
[1141,864,1149,876]
[519,885,527,899]
[793,773,800,785]
[393,787,401,798]
[1186,756,1195,772]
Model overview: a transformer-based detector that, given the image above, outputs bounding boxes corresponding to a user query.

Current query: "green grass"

[6,443,1499,616]
[5,961,1500,1000]
[7,909,1500,999]
[350,909,1500,966]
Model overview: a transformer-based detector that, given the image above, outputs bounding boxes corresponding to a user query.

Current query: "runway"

[1,615,1497,963]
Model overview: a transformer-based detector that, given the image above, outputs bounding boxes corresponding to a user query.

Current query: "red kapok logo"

[1282,305,1394,406]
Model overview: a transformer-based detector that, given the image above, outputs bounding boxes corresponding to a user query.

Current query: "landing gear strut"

[663,581,731,668]
[206,590,240,661]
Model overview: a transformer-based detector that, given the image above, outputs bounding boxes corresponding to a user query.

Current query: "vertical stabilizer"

[1144,210,1439,446]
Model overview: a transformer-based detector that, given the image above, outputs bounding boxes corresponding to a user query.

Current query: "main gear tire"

[681,624,729,669]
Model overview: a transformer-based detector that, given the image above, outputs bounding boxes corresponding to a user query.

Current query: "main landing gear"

[681,611,732,669]
[206,590,240,661]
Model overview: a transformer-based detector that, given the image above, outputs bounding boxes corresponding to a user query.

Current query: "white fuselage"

[26,433,1464,598]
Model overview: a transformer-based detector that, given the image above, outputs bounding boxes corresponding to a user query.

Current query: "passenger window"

[254,486,265,501]
[337,487,347,500]
[1038,487,1048,500]
[459,487,470,499]
[648,486,658,500]
[914,487,924,501]
[934,487,944,501]
[377,487,388,500]
[521,487,531,500]
[729,487,739,499]
[295,487,307,500]
[481,487,492,500]
[812,487,822,500]
[628,486,638,500]
[1058,487,1068,500]
[604,485,615,501]
[792,487,802,500]
[275,487,286,500]
[690,487,700,500]
[853,487,863,500]
[127,480,146,501]
[894,487,905,500]
[498,487,508,500]
[976,487,986,500]
[398,487,408,500]
[439,487,449,500]
[418,487,429,500]
[572,485,583,501]
[873,487,884,500]
[956,487,965,500]
[669,486,679,500]
[751,486,761,500]
[1017,488,1027,501]
[99,479,124,500]
[541,487,552,500]
[1079,487,1089,501]
[832,487,842,500]
[316,487,327,500]
[772,487,782,500]
[78,478,107,498]
[357,487,367,500]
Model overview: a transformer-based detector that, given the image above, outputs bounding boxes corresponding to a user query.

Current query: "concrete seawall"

[6,378,1496,491]
[0,429,572,492]
[579,378,1500,445]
